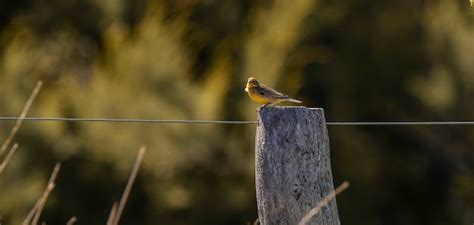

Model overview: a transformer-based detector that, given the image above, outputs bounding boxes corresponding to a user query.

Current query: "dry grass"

[0,81,43,175]
[0,81,43,156]
[19,146,146,225]
[107,146,147,225]
[66,216,77,225]
[23,163,61,225]
[298,181,350,225]
[106,202,118,225]
[0,143,19,173]
[14,144,146,225]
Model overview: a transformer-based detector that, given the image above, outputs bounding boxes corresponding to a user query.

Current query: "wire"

[0,117,257,124]
[326,121,474,126]
[0,116,474,126]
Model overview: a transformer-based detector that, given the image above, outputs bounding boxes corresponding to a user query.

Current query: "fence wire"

[0,117,473,126]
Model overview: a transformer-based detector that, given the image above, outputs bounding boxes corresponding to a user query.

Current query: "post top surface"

[257,106,326,126]
[258,106,323,112]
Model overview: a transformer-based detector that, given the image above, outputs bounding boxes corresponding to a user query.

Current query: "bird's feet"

[256,103,269,112]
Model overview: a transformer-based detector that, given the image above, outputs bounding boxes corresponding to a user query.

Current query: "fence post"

[255,106,340,225]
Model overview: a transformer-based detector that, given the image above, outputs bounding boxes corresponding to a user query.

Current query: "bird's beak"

[244,87,248,92]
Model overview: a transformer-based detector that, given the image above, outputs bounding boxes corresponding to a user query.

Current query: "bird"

[244,77,302,108]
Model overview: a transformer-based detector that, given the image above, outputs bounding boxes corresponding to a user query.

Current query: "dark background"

[0,0,473,224]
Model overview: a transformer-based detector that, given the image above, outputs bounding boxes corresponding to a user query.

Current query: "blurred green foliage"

[0,0,473,224]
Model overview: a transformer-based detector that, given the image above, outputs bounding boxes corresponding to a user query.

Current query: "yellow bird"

[244,77,302,107]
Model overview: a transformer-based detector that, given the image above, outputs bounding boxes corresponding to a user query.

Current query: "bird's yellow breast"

[247,88,271,104]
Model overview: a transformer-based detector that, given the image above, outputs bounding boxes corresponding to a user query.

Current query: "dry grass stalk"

[0,81,42,175]
[0,81,43,156]
[0,143,19,174]
[23,163,61,225]
[298,181,350,225]
[106,202,118,225]
[253,218,259,225]
[66,216,77,225]
[108,146,147,225]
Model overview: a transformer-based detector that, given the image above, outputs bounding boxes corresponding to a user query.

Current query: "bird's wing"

[257,85,288,99]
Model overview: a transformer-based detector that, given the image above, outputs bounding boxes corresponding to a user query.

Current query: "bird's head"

[246,77,260,90]
[245,77,260,92]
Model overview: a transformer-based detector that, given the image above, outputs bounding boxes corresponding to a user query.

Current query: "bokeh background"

[0,0,473,224]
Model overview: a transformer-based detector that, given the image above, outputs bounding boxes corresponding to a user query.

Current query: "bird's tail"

[286,97,302,104]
